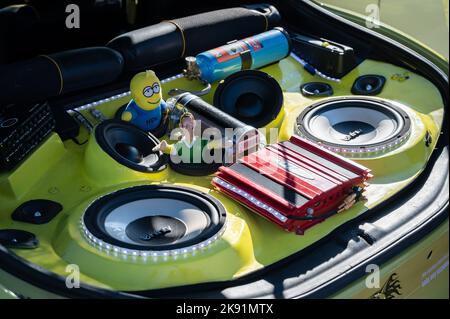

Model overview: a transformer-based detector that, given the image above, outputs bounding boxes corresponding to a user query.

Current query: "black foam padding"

[230,162,308,207]
[12,199,63,225]
[0,229,39,249]
[0,47,124,105]
[49,47,124,94]
[95,120,168,173]
[108,6,278,71]
[175,8,267,57]
[213,70,283,128]
[351,75,386,95]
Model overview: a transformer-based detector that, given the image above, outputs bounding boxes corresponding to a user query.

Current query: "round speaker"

[351,75,386,95]
[95,120,168,173]
[213,70,283,128]
[296,98,411,156]
[114,104,168,138]
[301,82,333,97]
[81,185,227,257]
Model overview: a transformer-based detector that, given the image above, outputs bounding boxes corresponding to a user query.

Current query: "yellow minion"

[121,70,167,131]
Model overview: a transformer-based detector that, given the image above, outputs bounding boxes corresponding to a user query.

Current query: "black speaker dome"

[95,120,168,173]
[296,97,411,156]
[81,185,227,257]
[213,70,283,128]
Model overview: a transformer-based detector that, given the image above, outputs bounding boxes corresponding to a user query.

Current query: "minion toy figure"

[121,70,167,132]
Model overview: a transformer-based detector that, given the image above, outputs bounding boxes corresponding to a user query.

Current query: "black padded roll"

[49,47,124,94]
[0,4,40,64]
[107,22,183,73]
[107,6,280,71]
[0,56,61,104]
[0,47,124,104]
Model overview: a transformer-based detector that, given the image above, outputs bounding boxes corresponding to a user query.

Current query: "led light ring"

[212,177,288,223]
[70,73,185,113]
[79,184,227,260]
[80,219,226,260]
[295,97,412,157]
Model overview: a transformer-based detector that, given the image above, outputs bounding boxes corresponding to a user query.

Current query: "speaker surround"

[80,185,227,258]
[296,97,411,156]
[213,70,283,128]
[95,120,168,173]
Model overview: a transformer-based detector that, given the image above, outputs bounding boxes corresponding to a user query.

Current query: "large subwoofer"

[295,97,411,156]
[80,185,227,257]
[213,70,283,128]
[95,120,168,173]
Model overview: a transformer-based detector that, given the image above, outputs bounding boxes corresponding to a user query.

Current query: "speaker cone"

[213,70,283,128]
[301,82,333,97]
[296,97,411,156]
[81,185,227,256]
[351,75,386,95]
[95,120,168,173]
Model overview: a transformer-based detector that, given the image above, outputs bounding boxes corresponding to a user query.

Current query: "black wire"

[168,81,212,97]
[286,189,364,221]
[70,136,88,146]
[71,109,94,130]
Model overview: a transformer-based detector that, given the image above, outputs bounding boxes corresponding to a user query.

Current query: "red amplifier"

[212,135,373,235]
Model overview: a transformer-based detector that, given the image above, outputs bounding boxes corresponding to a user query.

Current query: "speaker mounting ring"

[295,97,412,157]
[80,185,227,261]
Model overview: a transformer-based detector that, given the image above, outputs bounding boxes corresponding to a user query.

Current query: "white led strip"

[71,73,185,113]
[213,177,288,223]
[79,210,226,261]
[297,130,411,158]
